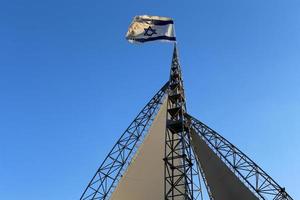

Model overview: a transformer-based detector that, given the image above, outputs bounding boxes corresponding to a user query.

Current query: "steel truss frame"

[164,46,195,200]
[80,44,294,200]
[186,113,293,200]
[80,82,169,200]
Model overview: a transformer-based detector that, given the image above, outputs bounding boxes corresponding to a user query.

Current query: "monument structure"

[80,15,294,200]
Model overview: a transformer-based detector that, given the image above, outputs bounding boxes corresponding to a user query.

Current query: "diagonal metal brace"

[80,82,169,200]
[185,113,294,200]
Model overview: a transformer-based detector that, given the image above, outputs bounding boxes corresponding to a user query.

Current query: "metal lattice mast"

[80,82,168,200]
[164,45,195,200]
[186,113,294,200]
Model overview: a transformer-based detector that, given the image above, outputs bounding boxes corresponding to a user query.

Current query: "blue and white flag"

[126,15,176,43]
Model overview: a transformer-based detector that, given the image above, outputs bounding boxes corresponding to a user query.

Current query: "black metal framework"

[80,43,295,200]
[186,113,294,200]
[80,82,169,200]
[164,46,194,200]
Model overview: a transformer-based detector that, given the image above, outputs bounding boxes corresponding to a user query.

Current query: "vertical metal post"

[164,45,194,200]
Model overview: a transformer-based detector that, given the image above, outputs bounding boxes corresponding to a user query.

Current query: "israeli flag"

[126,15,176,43]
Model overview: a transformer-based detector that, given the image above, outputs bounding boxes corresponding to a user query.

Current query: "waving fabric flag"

[126,15,176,43]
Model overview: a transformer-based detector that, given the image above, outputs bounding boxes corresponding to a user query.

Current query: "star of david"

[144,26,157,36]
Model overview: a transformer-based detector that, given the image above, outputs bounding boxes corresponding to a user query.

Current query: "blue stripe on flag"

[140,19,174,26]
[130,36,176,43]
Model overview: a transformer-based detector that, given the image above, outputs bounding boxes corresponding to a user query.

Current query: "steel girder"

[186,113,293,200]
[80,82,169,200]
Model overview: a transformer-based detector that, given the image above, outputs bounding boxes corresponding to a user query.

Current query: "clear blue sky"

[0,0,299,199]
